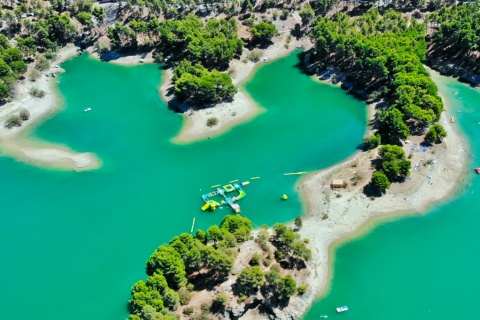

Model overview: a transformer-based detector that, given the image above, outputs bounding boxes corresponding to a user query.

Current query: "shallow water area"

[0,52,366,319]
[303,71,480,319]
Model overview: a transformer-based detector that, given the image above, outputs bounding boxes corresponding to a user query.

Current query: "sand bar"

[0,44,100,171]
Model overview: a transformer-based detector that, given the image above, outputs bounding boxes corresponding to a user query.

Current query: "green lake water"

[0,52,367,319]
[304,72,480,319]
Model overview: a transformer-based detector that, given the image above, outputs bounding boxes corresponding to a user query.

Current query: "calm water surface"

[304,71,480,319]
[0,52,366,319]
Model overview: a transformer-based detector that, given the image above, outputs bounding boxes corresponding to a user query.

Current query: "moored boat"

[475,168,480,174]
[336,306,348,312]
[84,108,92,112]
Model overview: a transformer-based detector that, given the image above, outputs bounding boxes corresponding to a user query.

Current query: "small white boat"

[319,316,328,318]
[336,306,348,313]
[84,108,92,112]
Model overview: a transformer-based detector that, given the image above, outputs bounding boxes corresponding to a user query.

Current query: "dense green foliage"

[371,171,391,192]
[311,9,444,144]
[427,4,480,72]
[173,60,237,104]
[425,123,447,142]
[130,215,309,318]
[250,22,279,44]
[159,15,243,69]
[363,134,381,150]
[237,266,265,293]
[0,35,27,99]
[272,223,312,263]
[377,144,411,181]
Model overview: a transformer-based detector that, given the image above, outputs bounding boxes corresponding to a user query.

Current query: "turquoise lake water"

[304,71,480,319]
[0,52,367,319]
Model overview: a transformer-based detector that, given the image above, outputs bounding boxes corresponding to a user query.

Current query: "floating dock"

[284,171,307,176]
[201,181,249,213]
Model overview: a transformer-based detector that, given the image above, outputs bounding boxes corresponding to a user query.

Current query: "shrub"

[243,18,254,27]
[281,9,289,20]
[425,124,447,143]
[19,109,30,121]
[211,293,228,312]
[29,87,46,98]
[294,216,303,230]
[183,306,194,315]
[178,288,191,305]
[371,171,391,192]
[237,294,247,303]
[5,115,22,128]
[249,253,262,266]
[247,49,264,63]
[363,134,381,150]
[262,257,272,267]
[297,285,308,295]
[44,49,57,61]
[274,249,285,260]
[29,69,41,81]
[271,263,281,272]
[206,117,219,127]
[35,55,50,71]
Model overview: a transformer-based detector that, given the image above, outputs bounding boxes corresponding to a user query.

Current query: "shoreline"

[165,37,314,143]
[280,72,470,317]
[0,44,101,171]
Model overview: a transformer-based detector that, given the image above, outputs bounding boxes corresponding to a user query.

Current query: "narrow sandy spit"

[0,44,100,171]
[165,37,314,143]
[275,78,470,318]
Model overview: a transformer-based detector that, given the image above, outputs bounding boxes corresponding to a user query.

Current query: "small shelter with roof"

[331,179,344,188]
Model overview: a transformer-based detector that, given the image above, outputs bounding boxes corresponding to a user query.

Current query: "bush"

[297,285,307,295]
[425,124,447,143]
[207,117,219,127]
[274,249,285,260]
[19,109,30,121]
[262,258,272,267]
[29,87,46,98]
[249,253,262,266]
[183,306,194,315]
[178,288,191,305]
[247,49,264,63]
[211,293,228,312]
[243,18,255,27]
[294,216,303,230]
[29,69,41,81]
[271,263,281,272]
[44,49,57,61]
[281,9,289,20]
[35,55,50,71]
[5,115,22,128]
[371,171,391,192]
[363,134,381,150]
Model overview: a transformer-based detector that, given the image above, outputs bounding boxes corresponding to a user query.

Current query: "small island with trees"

[128,214,311,320]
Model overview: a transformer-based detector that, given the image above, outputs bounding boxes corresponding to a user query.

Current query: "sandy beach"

[273,88,469,317]
[0,44,101,171]
[86,47,156,65]
[166,36,314,143]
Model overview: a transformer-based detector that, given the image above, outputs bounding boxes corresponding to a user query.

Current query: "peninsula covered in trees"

[128,215,311,319]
